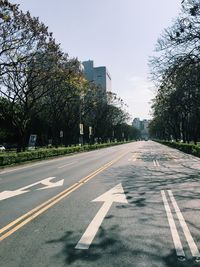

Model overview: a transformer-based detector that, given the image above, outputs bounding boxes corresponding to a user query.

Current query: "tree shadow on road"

[45,156,200,266]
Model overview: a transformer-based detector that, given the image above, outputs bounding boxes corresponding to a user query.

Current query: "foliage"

[149,0,200,144]
[0,1,135,151]
[155,140,200,158]
[0,141,131,166]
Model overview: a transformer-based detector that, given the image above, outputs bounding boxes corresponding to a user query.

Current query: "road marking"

[153,160,160,167]
[132,154,138,162]
[168,153,179,162]
[0,151,128,242]
[57,161,78,169]
[75,183,128,249]
[0,156,78,175]
[156,160,160,166]
[0,177,64,201]
[168,190,200,259]
[161,190,185,258]
[0,149,110,175]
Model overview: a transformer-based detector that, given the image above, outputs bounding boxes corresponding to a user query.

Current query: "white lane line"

[161,190,185,258]
[156,160,160,166]
[153,160,160,167]
[57,161,78,169]
[0,146,130,175]
[0,149,111,175]
[168,190,200,258]
[0,155,78,175]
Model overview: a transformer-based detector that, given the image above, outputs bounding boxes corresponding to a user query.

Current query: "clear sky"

[11,0,181,120]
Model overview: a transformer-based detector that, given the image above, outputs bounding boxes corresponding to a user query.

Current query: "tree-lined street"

[0,141,200,266]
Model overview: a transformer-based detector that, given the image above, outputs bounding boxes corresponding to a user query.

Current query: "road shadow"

[45,152,200,266]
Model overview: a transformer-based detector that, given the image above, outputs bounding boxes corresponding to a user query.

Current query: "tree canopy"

[149,0,200,144]
[0,0,138,150]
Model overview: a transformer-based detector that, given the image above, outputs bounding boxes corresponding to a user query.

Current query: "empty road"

[0,141,200,267]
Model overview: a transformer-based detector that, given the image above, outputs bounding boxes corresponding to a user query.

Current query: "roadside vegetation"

[0,1,140,153]
[156,140,200,158]
[149,0,200,145]
[0,141,131,167]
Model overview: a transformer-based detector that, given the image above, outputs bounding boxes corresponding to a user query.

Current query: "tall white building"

[82,60,112,93]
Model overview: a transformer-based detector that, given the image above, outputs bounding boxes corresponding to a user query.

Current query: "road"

[0,141,200,267]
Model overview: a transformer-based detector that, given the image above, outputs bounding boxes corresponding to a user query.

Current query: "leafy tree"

[0,1,63,151]
[149,0,200,144]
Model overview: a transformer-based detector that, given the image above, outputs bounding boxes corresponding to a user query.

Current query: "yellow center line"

[0,151,128,242]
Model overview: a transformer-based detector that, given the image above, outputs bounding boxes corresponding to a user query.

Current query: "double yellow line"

[0,151,127,242]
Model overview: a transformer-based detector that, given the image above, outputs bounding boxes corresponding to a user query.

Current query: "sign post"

[60,130,63,146]
[79,123,84,145]
[28,134,37,150]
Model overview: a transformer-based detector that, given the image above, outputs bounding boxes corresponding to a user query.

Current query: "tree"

[149,0,200,143]
[0,1,64,150]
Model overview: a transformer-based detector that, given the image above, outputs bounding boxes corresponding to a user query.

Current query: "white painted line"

[161,190,185,257]
[0,156,77,175]
[57,161,78,169]
[0,149,108,175]
[168,190,200,258]
[75,183,128,250]
[156,160,160,167]
[0,147,127,175]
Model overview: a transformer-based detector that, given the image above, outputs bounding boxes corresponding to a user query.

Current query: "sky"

[12,0,182,120]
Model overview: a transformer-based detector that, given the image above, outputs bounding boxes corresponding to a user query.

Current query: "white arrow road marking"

[75,183,128,250]
[37,177,64,190]
[0,177,64,201]
[0,189,29,201]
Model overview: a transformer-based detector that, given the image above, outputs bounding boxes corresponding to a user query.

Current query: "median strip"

[0,151,128,242]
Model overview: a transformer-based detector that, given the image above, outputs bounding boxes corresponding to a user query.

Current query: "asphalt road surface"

[0,141,200,267]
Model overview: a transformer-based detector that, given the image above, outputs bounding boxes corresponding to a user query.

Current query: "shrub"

[156,140,200,157]
[0,141,130,167]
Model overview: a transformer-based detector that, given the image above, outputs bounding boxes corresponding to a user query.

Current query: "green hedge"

[156,140,200,157]
[0,141,127,167]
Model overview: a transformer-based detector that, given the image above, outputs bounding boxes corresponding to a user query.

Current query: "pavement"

[0,141,200,267]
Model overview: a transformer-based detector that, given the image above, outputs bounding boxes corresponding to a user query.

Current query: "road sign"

[28,134,37,149]
[79,123,84,135]
[89,126,92,136]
